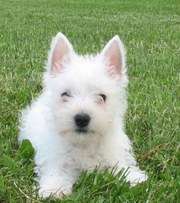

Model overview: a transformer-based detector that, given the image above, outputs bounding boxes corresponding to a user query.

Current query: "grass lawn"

[0,0,179,202]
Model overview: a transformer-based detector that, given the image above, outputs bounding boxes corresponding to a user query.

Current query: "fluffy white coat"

[19,32,147,198]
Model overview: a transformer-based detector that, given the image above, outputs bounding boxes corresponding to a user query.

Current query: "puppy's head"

[44,33,128,141]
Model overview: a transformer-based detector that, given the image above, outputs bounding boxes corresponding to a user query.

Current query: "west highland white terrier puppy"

[19,32,147,198]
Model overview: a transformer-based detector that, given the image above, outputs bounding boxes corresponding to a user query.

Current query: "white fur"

[19,32,147,198]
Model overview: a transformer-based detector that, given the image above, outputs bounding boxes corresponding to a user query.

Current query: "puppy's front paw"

[39,184,72,199]
[126,169,148,186]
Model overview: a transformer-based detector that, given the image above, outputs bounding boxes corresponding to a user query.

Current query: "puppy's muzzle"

[74,114,90,132]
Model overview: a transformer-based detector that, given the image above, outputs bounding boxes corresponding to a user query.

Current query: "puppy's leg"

[116,157,147,186]
[113,133,147,186]
[33,144,74,198]
[19,106,75,198]
[37,168,74,198]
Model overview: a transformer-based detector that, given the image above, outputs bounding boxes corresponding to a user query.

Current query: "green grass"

[0,0,179,202]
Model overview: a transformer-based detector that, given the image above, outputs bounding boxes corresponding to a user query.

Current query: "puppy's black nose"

[74,114,90,128]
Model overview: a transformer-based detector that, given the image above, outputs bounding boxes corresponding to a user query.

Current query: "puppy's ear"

[101,35,126,78]
[47,32,73,75]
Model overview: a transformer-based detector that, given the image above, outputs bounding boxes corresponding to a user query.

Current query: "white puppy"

[19,32,147,198]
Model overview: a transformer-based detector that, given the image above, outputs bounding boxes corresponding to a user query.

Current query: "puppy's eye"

[99,94,107,102]
[61,92,72,97]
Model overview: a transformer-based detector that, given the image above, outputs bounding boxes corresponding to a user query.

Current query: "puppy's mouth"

[75,128,89,134]
[75,127,94,135]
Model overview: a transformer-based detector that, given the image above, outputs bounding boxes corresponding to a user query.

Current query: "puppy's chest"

[65,144,107,171]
